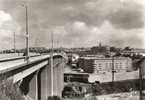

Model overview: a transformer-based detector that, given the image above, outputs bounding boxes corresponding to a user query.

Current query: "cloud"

[0,10,22,49]
[0,11,12,26]
[51,20,144,48]
[51,21,99,47]
[98,21,144,47]
[2,0,144,28]
[0,0,145,49]
[108,4,144,29]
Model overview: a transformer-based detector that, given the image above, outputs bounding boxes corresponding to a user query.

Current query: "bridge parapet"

[0,53,65,77]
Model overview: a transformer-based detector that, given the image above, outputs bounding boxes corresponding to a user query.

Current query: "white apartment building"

[93,57,132,74]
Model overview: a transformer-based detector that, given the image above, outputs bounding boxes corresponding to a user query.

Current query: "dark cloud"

[2,0,144,29]
[108,32,144,48]
[0,0,145,48]
[108,8,144,29]
[61,0,144,29]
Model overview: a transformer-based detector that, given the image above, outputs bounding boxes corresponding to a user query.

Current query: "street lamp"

[50,31,54,96]
[112,55,115,86]
[139,64,143,100]
[13,32,16,53]
[21,4,29,62]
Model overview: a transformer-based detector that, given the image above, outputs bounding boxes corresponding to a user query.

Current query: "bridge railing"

[0,54,41,62]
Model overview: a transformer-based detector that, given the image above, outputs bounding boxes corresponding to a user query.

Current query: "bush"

[0,80,24,100]
[47,96,61,100]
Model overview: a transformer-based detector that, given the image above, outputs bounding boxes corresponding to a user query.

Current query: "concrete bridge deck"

[0,55,48,71]
[0,53,67,100]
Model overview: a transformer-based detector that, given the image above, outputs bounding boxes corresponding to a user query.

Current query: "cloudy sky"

[0,0,145,49]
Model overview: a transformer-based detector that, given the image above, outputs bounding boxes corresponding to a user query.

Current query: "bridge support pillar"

[35,70,41,100]
[17,56,65,100]
[45,65,48,100]
[46,57,64,98]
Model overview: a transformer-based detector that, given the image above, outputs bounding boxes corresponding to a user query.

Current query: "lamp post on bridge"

[50,31,54,96]
[13,32,16,53]
[138,58,145,100]
[139,64,143,100]
[21,3,29,62]
[112,55,115,87]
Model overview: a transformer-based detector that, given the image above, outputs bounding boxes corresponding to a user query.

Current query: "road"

[0,54,51,72]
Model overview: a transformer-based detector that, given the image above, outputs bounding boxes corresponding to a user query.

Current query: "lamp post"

[22,4,29,62]
[112,56,115,87]
[139,62,143,100]
[13,32,16,53]
[50,31,54,96]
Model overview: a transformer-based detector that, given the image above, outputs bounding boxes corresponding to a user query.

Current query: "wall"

[93,57,132,74]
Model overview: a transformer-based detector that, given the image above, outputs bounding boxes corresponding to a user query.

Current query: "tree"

[47,96,61,100]
[91,46,107,54]
[78,58,94,73]
[124,46,131,51]
[0,80,25,100]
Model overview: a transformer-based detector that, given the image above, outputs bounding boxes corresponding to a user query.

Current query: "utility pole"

[139,64,143,100]
[13,32,16,53]
[112,56,115,86]
[50,31,54,96]
[57,40,59,49]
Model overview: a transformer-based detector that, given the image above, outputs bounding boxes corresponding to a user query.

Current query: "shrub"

[0,80,25,100]
[47,96,61,100]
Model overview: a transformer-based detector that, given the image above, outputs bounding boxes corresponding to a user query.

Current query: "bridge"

[0,53,67,100]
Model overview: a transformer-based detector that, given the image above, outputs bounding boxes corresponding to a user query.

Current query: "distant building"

[79,56,132,74]
[93,57,132,74]
[64,73,89,83]
[67,53,79,66]
[65,47,91,53]
[121,48,145,56]
[81,54,105,59]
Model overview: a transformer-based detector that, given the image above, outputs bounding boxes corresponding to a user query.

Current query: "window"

[119,63,122,69]
[98,63,102,70]
[110,63,112,67]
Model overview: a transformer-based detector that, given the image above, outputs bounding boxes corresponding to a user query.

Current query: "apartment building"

[79,55,132,74]
[93,57,132,74]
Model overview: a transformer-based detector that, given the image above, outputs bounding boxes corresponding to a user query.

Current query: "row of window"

[94,62,126,71]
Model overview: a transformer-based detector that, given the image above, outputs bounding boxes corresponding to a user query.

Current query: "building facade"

[79,56,132,74]
[93,57,132,74]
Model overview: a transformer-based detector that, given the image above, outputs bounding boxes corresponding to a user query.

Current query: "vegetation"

[0,80,24,100]
[47,96,61,100]
[91,79,144,96]
[62,79,144,97]
[77,58,94,73]
[91,46,107,54]
[1,47,50,54]
[1,47,64,54]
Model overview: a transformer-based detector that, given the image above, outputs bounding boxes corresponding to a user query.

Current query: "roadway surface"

[0,54,50,72]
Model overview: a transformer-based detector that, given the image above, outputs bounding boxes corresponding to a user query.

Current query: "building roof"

[80,56,131,60]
